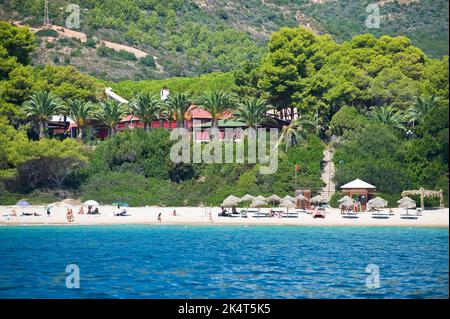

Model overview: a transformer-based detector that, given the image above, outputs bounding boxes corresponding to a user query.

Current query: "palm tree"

[22,91,63,139]
[129,93,162,132]
[96,100,128,136]
[408,95,440,126]
[276,116,316,151]
[197,91,234,127]
[368,105,406,131]
[234,98,273,128]
[64,99,97,141]
[165,92,191,128]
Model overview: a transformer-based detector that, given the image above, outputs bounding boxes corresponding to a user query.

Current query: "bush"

[139,55,156,68]
[35,29,59,38]
[85,37,96,48]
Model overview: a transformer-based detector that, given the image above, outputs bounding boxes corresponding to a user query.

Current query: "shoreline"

[1,205,448,228]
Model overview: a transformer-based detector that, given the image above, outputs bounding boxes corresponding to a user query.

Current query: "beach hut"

[341,179,376,211]
[240,194,254,203]
[266,194,282,204]
[295,194,309,210]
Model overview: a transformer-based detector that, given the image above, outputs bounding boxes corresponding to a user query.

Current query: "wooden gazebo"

[401,188,444,210]
[341,179,376,212]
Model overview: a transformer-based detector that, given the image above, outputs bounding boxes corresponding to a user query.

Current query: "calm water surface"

[0,225,448,298]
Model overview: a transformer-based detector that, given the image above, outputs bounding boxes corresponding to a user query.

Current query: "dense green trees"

[128,93,163,132]
[197,91,234,127]
[64,100,97,141]
[21,91,64,139]
[234,98,272,128]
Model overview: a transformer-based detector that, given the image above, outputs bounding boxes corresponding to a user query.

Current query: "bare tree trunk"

[77,126,84,141]
[39,121,46,139]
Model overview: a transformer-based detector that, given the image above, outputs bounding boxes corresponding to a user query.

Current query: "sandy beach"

[0,203,448,227]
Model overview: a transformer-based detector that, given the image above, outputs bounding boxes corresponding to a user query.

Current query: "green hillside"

[0,0,447,81]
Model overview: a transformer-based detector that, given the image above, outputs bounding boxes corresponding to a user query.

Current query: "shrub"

[139,55,156,68]
[35,29,59,38]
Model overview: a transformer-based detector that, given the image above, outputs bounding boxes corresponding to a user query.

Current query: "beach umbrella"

[240,194,254,202]
[338,195,353,203]
[250,198,267,217]
[397,197,415,205]
[266,194,282,204]
[250,198,267,207]
[282,195,295,202]
[16,200,31,206]
[368,197,388,209]
[112,201,129,207]
[84,200,100,206]
[340,198,355,218]
[399,200,416,217]
[279,199,295,215]
[368,196,388,217]
[256,195,267,201]
[295,194,310,202]
[221,195,241,207]
[310,195,323,204]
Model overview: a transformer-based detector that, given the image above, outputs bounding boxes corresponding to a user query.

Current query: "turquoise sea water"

[0,225,448,299]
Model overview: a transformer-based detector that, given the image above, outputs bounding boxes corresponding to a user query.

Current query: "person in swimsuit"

[158,212,162,223]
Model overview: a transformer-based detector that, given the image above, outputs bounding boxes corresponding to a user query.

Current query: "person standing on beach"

[208,211,213,223]
[46,205,51,217]
[172,209,176,216]
[158,212,162,223]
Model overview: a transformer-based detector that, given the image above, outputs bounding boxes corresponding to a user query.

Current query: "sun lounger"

[371,211,390,219]
[253,210,269,218]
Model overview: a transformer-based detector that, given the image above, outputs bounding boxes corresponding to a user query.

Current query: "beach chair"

[371,210,389,219]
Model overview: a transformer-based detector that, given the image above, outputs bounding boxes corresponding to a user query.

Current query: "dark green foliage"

[35,29,59,38]
[139,55,156,68]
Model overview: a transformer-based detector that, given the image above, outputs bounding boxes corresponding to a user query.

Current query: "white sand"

[0,204,448,227]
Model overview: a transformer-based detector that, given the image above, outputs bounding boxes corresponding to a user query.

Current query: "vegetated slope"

[1,0,447,81]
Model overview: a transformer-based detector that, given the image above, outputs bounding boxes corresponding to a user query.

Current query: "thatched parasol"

[240,194,255,202]
[222,195,241,207]
[397,197,415,204]
[368,197,388,209]
[338,195,353,203]
[279,198,295,215]
[256,195,267,201]
[282,195,295,202]
[251,198,267,208]
[295,194,310,202]
[266,194,282,204]
[310,195,323,204]
[399,200,416,217]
